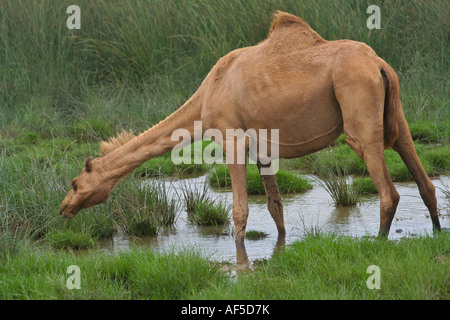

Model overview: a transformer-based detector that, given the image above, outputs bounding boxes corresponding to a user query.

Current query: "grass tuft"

[208,164,312,194]
[353,177,378,195]
[46,230,98,250]
[245,230,269,240]
[188,200,231,226]
[313,150,362,206]
[112,180,178,237]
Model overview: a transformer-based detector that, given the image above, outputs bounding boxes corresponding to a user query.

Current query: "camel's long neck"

[99,92,203,180]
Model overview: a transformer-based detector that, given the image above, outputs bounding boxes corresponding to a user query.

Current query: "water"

[99,175,449,263]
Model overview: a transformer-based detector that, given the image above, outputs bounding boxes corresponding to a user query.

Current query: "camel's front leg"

[228,163,249,244]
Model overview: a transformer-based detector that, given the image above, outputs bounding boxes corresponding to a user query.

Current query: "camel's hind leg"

[347,134,400,236]
[336,74,400,236]
[393,115,441,232]
[257,161,286,235]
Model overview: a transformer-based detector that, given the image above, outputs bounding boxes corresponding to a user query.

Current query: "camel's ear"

[84,156,93,173]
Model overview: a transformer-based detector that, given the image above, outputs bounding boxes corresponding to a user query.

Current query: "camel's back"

[204,12,380,109]
[228,12,380,92]
[220,13,380,106]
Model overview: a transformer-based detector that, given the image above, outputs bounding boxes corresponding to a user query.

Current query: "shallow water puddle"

[99,175,449,263]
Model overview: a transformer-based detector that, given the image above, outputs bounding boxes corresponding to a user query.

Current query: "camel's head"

[59,157,114,218]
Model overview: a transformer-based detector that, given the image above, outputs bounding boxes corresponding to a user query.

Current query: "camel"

[59,11,441,244]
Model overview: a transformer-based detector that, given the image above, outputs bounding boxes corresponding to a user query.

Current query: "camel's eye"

[71,180,78,192]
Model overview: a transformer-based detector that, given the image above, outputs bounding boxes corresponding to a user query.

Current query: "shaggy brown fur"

[100,130,136,156]
[60,12,441,245]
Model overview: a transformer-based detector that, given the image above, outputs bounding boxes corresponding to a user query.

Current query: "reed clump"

[112,180,178,237]
[313,149,362,206]
[178,180,231,226]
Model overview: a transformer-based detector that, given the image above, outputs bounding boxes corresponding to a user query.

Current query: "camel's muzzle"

[58,205,74,218]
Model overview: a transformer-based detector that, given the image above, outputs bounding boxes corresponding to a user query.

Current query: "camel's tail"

[380,61,400,149]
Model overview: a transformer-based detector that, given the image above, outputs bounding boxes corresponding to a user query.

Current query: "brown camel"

[59,11,441,243]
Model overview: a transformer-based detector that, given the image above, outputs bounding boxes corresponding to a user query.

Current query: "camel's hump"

[268,11,312,35]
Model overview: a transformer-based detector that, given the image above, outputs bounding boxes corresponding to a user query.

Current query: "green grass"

[178,180,215,214]
[178,179,231,226]
[134,156,210,177]
[245,230,269,240]
[422,145,450,173]
[46,230,97,250]
[0,245,226,300]
[292,143,368,176]
[353,177,378,195]
[188,200,231,227]
[72,117,115,141]
[409,121,450,144]
[313,150,362,206]
[112,180,178,237]
[208,164,313,194]
[282,141,449,182]
[194,232,450,300]
[0,232,448,300]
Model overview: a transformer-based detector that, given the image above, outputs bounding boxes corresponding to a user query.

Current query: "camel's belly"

[248,94,343,159]
[250,115,343,160]
[277,119,343,158]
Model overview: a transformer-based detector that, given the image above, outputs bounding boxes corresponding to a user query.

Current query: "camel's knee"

[233,205,249,243]
[268,196,283,214]
[382,197,399,220]
[390,190,400,207]
[381,189,400,212]
[267,197,285,234]
[232,204,249,226]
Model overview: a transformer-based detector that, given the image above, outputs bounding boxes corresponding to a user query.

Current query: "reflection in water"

[235,233,286,266]
[98,175,449,264]
[330,205,357,222]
